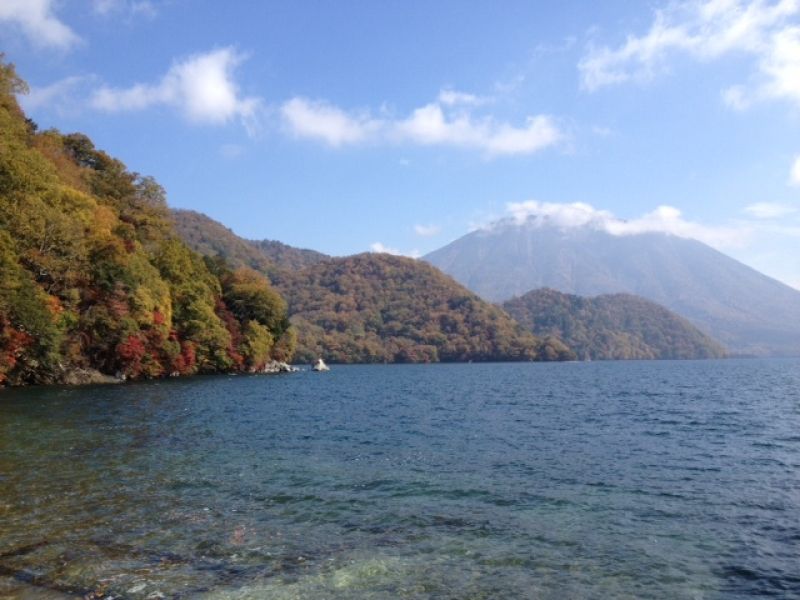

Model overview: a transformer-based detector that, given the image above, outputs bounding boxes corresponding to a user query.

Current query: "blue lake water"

[1,360,799,599]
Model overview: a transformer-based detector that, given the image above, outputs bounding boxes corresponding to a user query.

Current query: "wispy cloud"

[506,200,613,229]
[92,0,157,19]
[502,200,751,249]
[744,201,798,217]
[498,200,800,287]
[370,242,401,255]
[413,223,441,237]
[395,103,563,156]
[42,60,560,155]
[370,242,421,258]
[280,89,564,156]
[281,98,381,146]
[0,0,80,50]
[579,0,800,109]
[437,88,488,107]
[791,154,800,185]
[90,47,263,134]
[21,75,94,114]
[721,84,752,110]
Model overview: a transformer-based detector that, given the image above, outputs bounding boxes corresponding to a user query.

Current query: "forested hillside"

[273,254,574,363]
[504,288,727,360]
[251,239,329,271]
[170,209,276,274]
[0,59,294,386]
[173,210,574,364]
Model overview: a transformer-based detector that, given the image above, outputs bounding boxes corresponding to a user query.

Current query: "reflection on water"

[1,361,799,598]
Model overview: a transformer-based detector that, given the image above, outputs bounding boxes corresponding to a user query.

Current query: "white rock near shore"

[256,360,299,374]
[312,358,330,372]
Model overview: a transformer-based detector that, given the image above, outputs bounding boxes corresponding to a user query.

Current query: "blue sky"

[3,0,800,288]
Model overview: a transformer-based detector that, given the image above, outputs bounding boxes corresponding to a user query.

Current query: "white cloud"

[722,84,752,109]
[744,201,798,217]
[503,200,750,248]
[0,0,80,49]
[90,48,262,133]
[506,200,613,229]
[370,242,420,258]
[395,104,563,156]
[20,75,93,114]
[606,205,750,248]
[413,224,441,237]
[92,0,157,18]
[493,74,527,96]
[483,197,800,290]
[281,90,563,156]
[791,154,800,185]
[437,89,487,106]
[759,24,800,105]
[93,0,118,14]
[370,242,401,255]
[281,98,380,146]
[579,0,800,108]
[92,0,116,13]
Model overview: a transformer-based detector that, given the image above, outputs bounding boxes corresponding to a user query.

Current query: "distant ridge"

[504,289,727,360]
[424,217,800,356]
[173,211,573,363]
[275,253,573,363]
[251,238,330,271]
[171,209,329,276]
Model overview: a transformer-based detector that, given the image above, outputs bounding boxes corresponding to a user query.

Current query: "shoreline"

[1,356,785,393]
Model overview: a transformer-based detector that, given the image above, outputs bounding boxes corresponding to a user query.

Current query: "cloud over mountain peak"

[496,200,748,249]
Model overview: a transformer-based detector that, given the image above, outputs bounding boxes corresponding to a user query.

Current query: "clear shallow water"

[1,360,799,599]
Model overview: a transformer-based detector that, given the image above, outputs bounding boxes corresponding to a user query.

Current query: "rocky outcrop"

[60,368,123,386]
[257,361,298,374]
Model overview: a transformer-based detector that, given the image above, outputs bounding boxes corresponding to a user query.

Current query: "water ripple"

[1,359,799,598]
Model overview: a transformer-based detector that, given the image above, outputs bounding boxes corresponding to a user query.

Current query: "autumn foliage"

[273,253,572,363]
[0,58,295,386]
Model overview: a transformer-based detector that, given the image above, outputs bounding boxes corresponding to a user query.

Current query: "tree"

[0,56,297,384]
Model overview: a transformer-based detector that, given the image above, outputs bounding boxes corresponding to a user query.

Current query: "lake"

[1,360,799,599]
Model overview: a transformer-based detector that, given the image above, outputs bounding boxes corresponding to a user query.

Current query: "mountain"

[424,218,800,356]
[171,209,275,273]
[504,289,726,360]
[273,253,573,363]
[171,209,329,276]
[173,211,574,363]
[0,61,294,386]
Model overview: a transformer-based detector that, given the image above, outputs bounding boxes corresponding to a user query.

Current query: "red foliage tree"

[0,318,33,384]
[116,334,146,378]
